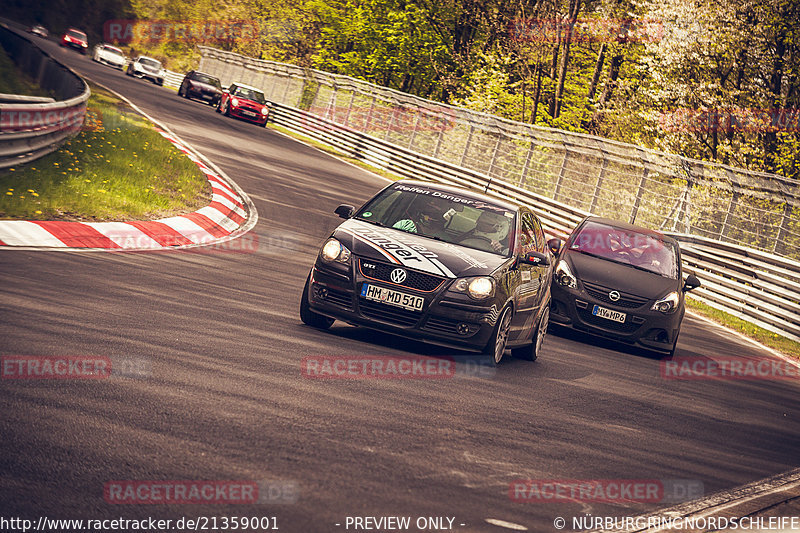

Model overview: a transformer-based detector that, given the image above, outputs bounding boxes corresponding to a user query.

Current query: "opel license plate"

[592,305,626,323]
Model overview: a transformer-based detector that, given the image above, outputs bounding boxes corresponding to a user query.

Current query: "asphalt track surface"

[1,35,799,532]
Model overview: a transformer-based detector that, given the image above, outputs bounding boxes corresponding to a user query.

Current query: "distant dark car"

[60,28,88,54]
[216,83,270,126]
[178,71,223,106]
[126,56,164,85]
[300,180,554,365]
[548,216,700,357]
[28,25,48,38]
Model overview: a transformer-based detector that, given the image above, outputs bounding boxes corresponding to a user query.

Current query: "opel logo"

[608,290,621,302]
[390,268,407,284]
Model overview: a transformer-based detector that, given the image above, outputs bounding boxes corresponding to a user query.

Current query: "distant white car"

[126,56,164,86]
[92,44,126,70]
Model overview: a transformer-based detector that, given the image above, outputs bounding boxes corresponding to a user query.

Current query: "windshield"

[233,87,266,104]
[104,46,124,56]
[355,184,516,256]
[140,58,161,68]
[193,73,221,88]
[570,220,678,278]
[68,30,86,40]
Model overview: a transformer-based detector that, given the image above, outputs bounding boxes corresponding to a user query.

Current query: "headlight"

[231,97,239,107]
[450,276,495,300]
[554,260,577,289]
[261,106,269,115]
[652,291,679,313]
[320,238,351,264]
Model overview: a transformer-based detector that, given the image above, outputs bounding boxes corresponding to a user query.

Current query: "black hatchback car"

[300,180,554,364]
[178,71,223,106]
[548,216,700,356]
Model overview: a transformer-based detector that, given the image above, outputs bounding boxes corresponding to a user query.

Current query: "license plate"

[592,305,626,323]
[241,110,256,117]
[361,284,424,311]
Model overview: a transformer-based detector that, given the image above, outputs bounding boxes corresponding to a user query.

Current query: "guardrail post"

[518,142,535,188]
[589,151,608,214]
[408,110,421,150]
[720,191,739,241]
[384,103,397,140]
[460,125,475,168]
[487,134,501,179]
[432,112,445,160]
[366,96,377,133]
[343,90,356,127]
[553,138,569,202]
[629,163,649,225]
[774,202,793,254]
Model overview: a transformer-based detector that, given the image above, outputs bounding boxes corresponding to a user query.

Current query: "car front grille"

[358,259,445,292]
[358,299,421,327]
[582,281,649,309]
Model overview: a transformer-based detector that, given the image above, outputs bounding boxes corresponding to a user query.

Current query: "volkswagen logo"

[390,268,407,284]
[608,290,621,302]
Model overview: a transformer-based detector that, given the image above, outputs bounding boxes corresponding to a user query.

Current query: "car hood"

[566,251,678,299]
[333,219,508,278]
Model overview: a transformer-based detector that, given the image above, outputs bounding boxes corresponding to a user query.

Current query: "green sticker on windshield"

[363,211,373,217]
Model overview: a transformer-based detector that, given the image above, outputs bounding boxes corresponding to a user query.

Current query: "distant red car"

[216,83,270,127]
[60,28,88,54]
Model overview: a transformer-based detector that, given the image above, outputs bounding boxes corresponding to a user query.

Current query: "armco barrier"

[198,47,800,261]
[273,101,800,343]
[0,24,89,169]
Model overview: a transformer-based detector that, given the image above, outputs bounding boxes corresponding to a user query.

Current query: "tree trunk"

[588,43,606,102]
[553,0,582,119]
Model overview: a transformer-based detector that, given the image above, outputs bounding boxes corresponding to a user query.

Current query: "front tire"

[512,304,549,361]
[483,306,512,365]
[300,275,334,329]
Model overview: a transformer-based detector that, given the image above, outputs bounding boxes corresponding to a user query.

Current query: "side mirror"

[683,274,701,292]
[521,251,550,267]
[547,238,563,256]
[334,204,355,219]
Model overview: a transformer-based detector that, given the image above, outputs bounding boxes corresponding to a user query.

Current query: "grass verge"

[687,298,800,360]
[0,82,211,221]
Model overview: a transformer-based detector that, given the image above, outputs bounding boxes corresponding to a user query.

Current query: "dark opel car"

[300,180,554,364]
[178,71,223,106]
[216,83,270,126]
[548,216,700,356]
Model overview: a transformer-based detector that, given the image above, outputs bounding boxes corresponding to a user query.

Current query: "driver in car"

[393,199,449,237]
[458,211,509,253]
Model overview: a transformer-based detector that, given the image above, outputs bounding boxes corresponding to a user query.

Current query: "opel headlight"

[320,238,351,264]
[450,276,495,300]
[652,291,679,314]
[555,260,577,289]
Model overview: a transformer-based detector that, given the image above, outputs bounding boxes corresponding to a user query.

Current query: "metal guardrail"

[163,70,183,89]
[198,47,800,261]
[0,24,89,170]
[267,102,800,343]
